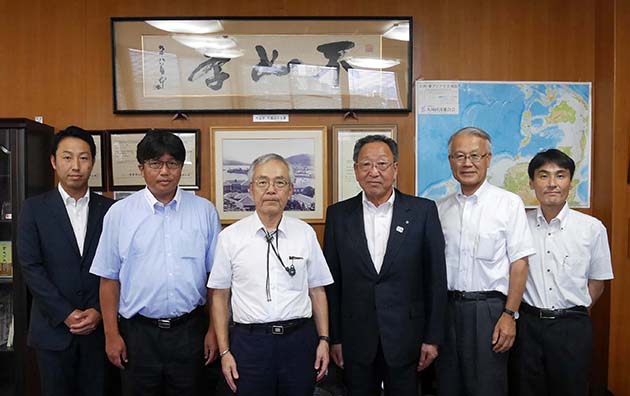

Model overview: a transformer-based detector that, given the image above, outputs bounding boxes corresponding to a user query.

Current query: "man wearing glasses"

[90,130,221,396]
[436,127,535,396]
[208,153,333,396]
[324,135,447,396]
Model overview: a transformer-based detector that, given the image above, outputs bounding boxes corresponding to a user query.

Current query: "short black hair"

[136,130,186,164]
[51,126,96,158]
[528,148,576,180]
[352,135,398,162]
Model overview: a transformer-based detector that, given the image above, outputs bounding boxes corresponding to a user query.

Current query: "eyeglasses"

[253,178,290,190]
[449,152,489,164]
[356,160,395,172]
[144,160,183,170]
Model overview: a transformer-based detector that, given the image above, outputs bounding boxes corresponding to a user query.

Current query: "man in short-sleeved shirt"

[90,130,221,396]
[208,153,333,396]
[436,127,535,396]
[509,149,614,396]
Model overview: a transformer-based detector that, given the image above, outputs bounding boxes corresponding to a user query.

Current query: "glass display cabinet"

[0,119,53,395]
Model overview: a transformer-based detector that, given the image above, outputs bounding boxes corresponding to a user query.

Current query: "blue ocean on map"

[416,81,592,208]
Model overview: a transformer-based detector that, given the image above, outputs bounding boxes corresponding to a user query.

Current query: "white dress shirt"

[437,180,536,294]
[362,190,395,273]
[524,203,614,309]
[58,184,89,255]
[207,212,334,324]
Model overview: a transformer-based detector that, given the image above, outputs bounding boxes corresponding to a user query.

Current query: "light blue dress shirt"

[90,188,221,319]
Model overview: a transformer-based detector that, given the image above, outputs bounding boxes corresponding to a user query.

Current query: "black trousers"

[229,319,317,396]
[345,341,419,396]
[509,306,592,396]
[436,295,508,396]
[119,309,206,396]
[36,332,106,396]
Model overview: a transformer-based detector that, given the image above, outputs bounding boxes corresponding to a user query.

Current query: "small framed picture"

[332,124,398,202]
[108,129,199,190]
[210,126,327,223]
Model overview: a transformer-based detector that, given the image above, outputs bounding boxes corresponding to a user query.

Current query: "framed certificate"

[332,124,398,202]
[88,131,106,190]
[108,129,199,190]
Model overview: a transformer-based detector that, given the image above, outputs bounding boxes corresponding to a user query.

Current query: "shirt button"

[549,287,553,291]
[547,269,551,272]
[547,251,550,254]
[548,233,551,236]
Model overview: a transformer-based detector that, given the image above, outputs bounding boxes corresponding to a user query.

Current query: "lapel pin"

[405,220,409,224]
[396,226,404,233]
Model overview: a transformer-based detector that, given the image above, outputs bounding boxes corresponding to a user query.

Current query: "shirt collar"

[252,211,287,238]
[535,201,570,227]
[455,179,489,204]
[57,184,90,206]
[361,189,395,211]
[143,187,182,213]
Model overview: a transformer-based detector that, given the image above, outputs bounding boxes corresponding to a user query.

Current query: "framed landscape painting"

[210,126,327,223]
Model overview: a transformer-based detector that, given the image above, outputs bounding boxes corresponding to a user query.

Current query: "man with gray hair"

[208,153,334,396]
[436,127,535,396]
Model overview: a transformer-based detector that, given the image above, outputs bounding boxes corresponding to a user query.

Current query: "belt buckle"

[539,310,556,320]
[158,319,172,329]
[271,325,284,335]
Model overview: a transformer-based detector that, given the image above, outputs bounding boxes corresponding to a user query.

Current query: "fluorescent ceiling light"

[383,23,410,41]
[172,35,236,50]
[202,48,245,59]
[346,57,400,69]
[146,20,224,34]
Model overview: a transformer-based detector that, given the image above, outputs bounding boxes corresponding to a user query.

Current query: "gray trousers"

[436,295,508,396]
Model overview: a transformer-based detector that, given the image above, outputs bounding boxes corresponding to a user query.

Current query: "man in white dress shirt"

[436,127,535,396]
[208,153,333,396]
[509,149,614,396]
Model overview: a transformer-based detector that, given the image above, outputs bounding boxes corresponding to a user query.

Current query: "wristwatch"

[503,308,520,320]
[318,335,331,344]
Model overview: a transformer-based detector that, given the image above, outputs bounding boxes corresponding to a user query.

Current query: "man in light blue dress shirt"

[90,130,221,396]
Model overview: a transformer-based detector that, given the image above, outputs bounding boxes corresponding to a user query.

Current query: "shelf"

[0,278,12,285]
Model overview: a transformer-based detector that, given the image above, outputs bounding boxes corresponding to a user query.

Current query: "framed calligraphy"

[108,129,199,190]
[111,17,412,113]
[210,126,327,223]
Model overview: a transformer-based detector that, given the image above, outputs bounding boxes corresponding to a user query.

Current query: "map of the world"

[415,81,591,207]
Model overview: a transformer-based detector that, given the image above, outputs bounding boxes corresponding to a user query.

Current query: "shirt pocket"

[475,232,504,263]
[563,256,589,279]
[284,253,308,292]
[178,229,206,260]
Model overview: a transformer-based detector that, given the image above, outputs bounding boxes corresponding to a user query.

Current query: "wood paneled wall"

[606,1,630,394]
[0,0,628,394]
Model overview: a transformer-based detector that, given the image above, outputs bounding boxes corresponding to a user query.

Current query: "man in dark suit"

[17,126,115,396]
[324,135,447,396]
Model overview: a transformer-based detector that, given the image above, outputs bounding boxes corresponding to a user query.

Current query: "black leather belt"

[234,318,310,335]
[448,290,506,301]
[520,303,588,320]
[130,305,203,329]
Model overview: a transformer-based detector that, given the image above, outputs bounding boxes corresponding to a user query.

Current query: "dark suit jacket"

[17,189,114,350]
[324,190,447,366]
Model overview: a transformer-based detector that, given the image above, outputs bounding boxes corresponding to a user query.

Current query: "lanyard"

[263,217,296,302]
